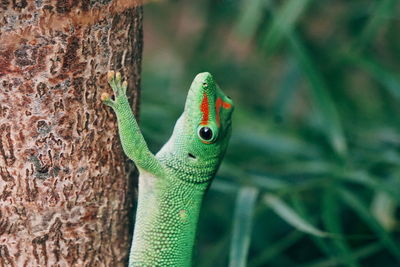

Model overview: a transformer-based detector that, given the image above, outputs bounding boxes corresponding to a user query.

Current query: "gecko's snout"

[192,72,214,88]
[194,72,212,80]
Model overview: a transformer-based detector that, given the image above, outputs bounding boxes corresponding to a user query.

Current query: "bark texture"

[0,1,143,266]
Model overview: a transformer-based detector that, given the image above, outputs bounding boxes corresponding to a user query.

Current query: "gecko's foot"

[101,70,128,108]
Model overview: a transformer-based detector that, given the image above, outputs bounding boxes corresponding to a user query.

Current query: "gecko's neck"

[155,115,221,185]
[129,171,207,267]
[158,151,218,186]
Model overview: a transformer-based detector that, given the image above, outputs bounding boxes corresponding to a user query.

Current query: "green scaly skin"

[102,71,234,267]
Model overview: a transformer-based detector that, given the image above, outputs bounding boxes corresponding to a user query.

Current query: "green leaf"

[210,178,239,194]
[371,190,397,231]
[305,242,383,267]
[354,56,400,99]
[273,59,302,120]
[288,33,347,156]
[235,0,269,40]
[338,188,400,262]
[261,0,312,52]
[291,194,336,261]
[229,187,259,267]
[334,170,400,207]
[264,194,329,237]
[354,0,398,51]
[248,174,290,191]
[322,188,359,267]
[250,230,304,267]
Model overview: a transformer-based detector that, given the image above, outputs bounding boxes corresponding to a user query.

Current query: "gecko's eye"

[197,126,215,143]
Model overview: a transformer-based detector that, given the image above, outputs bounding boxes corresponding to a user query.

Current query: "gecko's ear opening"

[188,153,197,159]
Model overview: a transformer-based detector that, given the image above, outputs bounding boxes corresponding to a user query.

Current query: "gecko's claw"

[107,71,115,83]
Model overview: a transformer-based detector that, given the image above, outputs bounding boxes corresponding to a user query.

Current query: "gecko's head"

[173,72,234,182]
[159,72,234,184]
[184,72,234,146]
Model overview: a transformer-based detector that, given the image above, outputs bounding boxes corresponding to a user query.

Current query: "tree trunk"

[0,1,143,266]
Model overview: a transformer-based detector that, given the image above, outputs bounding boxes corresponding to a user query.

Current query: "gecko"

[101,71,234,266]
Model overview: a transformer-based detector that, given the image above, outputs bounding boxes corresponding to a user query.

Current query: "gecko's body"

[102,72,233,266]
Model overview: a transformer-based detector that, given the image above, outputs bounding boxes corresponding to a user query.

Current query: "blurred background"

[140,1,400,266]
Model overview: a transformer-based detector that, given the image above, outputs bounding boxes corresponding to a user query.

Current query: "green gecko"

[101,71,234,267]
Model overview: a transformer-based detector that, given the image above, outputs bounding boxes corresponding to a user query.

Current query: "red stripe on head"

[222,101,232,109]
[216,97,232,127]
[200,92,209,125]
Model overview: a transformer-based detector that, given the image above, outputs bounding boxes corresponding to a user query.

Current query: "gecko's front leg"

[101,71,163,175]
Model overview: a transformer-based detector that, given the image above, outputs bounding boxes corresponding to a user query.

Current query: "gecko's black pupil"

[199,127,213,141]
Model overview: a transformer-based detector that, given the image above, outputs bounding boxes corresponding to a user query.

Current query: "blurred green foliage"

[140,0,400,266]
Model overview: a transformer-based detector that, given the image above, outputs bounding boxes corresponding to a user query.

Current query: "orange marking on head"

[216,97,232,126]
[200,93,209,125]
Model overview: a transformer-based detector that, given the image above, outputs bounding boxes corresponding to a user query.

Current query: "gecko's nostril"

[188,153,196,159]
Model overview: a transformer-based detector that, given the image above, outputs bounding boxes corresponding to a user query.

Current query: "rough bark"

[0,1,143,266]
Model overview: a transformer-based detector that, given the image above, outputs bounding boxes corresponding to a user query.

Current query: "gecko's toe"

[122,81,128,93]
[107,71,115,82]
[101,92,111,101]
[101,92,115,108]
[115,72,122,83]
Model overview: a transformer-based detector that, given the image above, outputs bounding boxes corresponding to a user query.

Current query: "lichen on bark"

[0,1,143,266]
